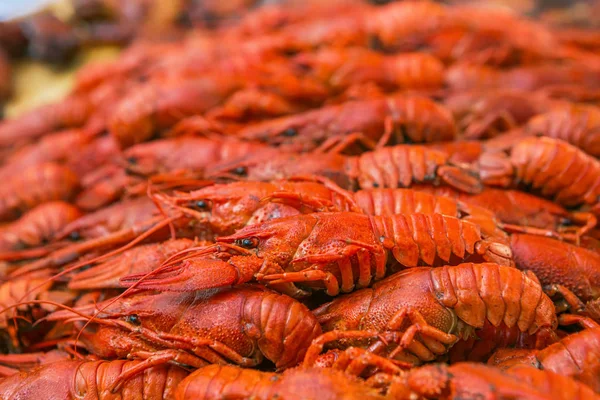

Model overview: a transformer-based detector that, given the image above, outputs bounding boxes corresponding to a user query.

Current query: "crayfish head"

[122,141,172,176]
[166,182,268,233]
[191,182,307,235]
[47,291,178,327]
[209,152,351,189]
[79,325,138,359]
[237,117,299,143]
[217,214,318,268]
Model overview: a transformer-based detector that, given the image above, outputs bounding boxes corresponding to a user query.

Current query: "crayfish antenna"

[7,214,181,320]
[0,351,70,374]
[150,192,210,223]
[147,182,176,240]
[497,222,564,241]
[0,242,67,262]
[10,214,177,278]
[0,299,92,326]
[125,173,211,197]
[70,243,261,353]
[68,238,196,290]
[0,365,18,377]
[260,191,337,212]
[147,171,212,191]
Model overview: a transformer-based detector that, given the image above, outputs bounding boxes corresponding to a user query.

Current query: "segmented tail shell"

[384,53,445,89]
[525,104,600,157]
[369,1,448,50]
[445,63,504,91]
[242,289,322,370]
[430,263,557,334]
[386,96,457,143]
[175,365,384,400]
[0,163,79,221]
[345,145,450,189]
[110,80,232,148]
[0,360,188,399]
[370,213,512,266]
[0,202,81,250]
[503,137,600,208]
[355,188,461,216]
[0,96,92,148]
[69,238,195,289]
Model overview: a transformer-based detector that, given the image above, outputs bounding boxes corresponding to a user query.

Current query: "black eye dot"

[237,237,258,249]
[80,264,91,271]
[195,200,207,209]
[126,314,141,326]
[372,182,380,188]
[560,218,573,226]
[296,62,311,73]
[175,11,193,27]
[126,157,138,165]
[282,128,297,137]
[69,231,81,241]
[232,167,247,176]
[368,35,384,51]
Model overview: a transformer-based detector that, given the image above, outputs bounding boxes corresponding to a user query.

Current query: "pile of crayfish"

[1,0,600,399]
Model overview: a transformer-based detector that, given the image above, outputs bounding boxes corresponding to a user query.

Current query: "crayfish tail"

[437,165,483,194]
[477,240,514,267]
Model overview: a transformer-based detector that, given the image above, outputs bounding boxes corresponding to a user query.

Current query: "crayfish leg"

[544,284,586,314]
[261,269,341,296]
[332,347,405,377]
[315,133,377,155]
[557,313,600,329]
[303,330,387,368]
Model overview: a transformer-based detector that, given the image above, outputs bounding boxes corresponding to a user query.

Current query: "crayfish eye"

[559,217,573,226]
[193,200,209,210]
[68,231,81,241]
[232,167,247,176]
[367,35,384,51]
[281,127,297,137]
[126,314,141,326]
[237,237,259,249]
[175,11,193,27]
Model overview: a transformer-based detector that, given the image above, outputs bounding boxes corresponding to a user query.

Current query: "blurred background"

[0,1,54,21]
[1,0,598,118]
